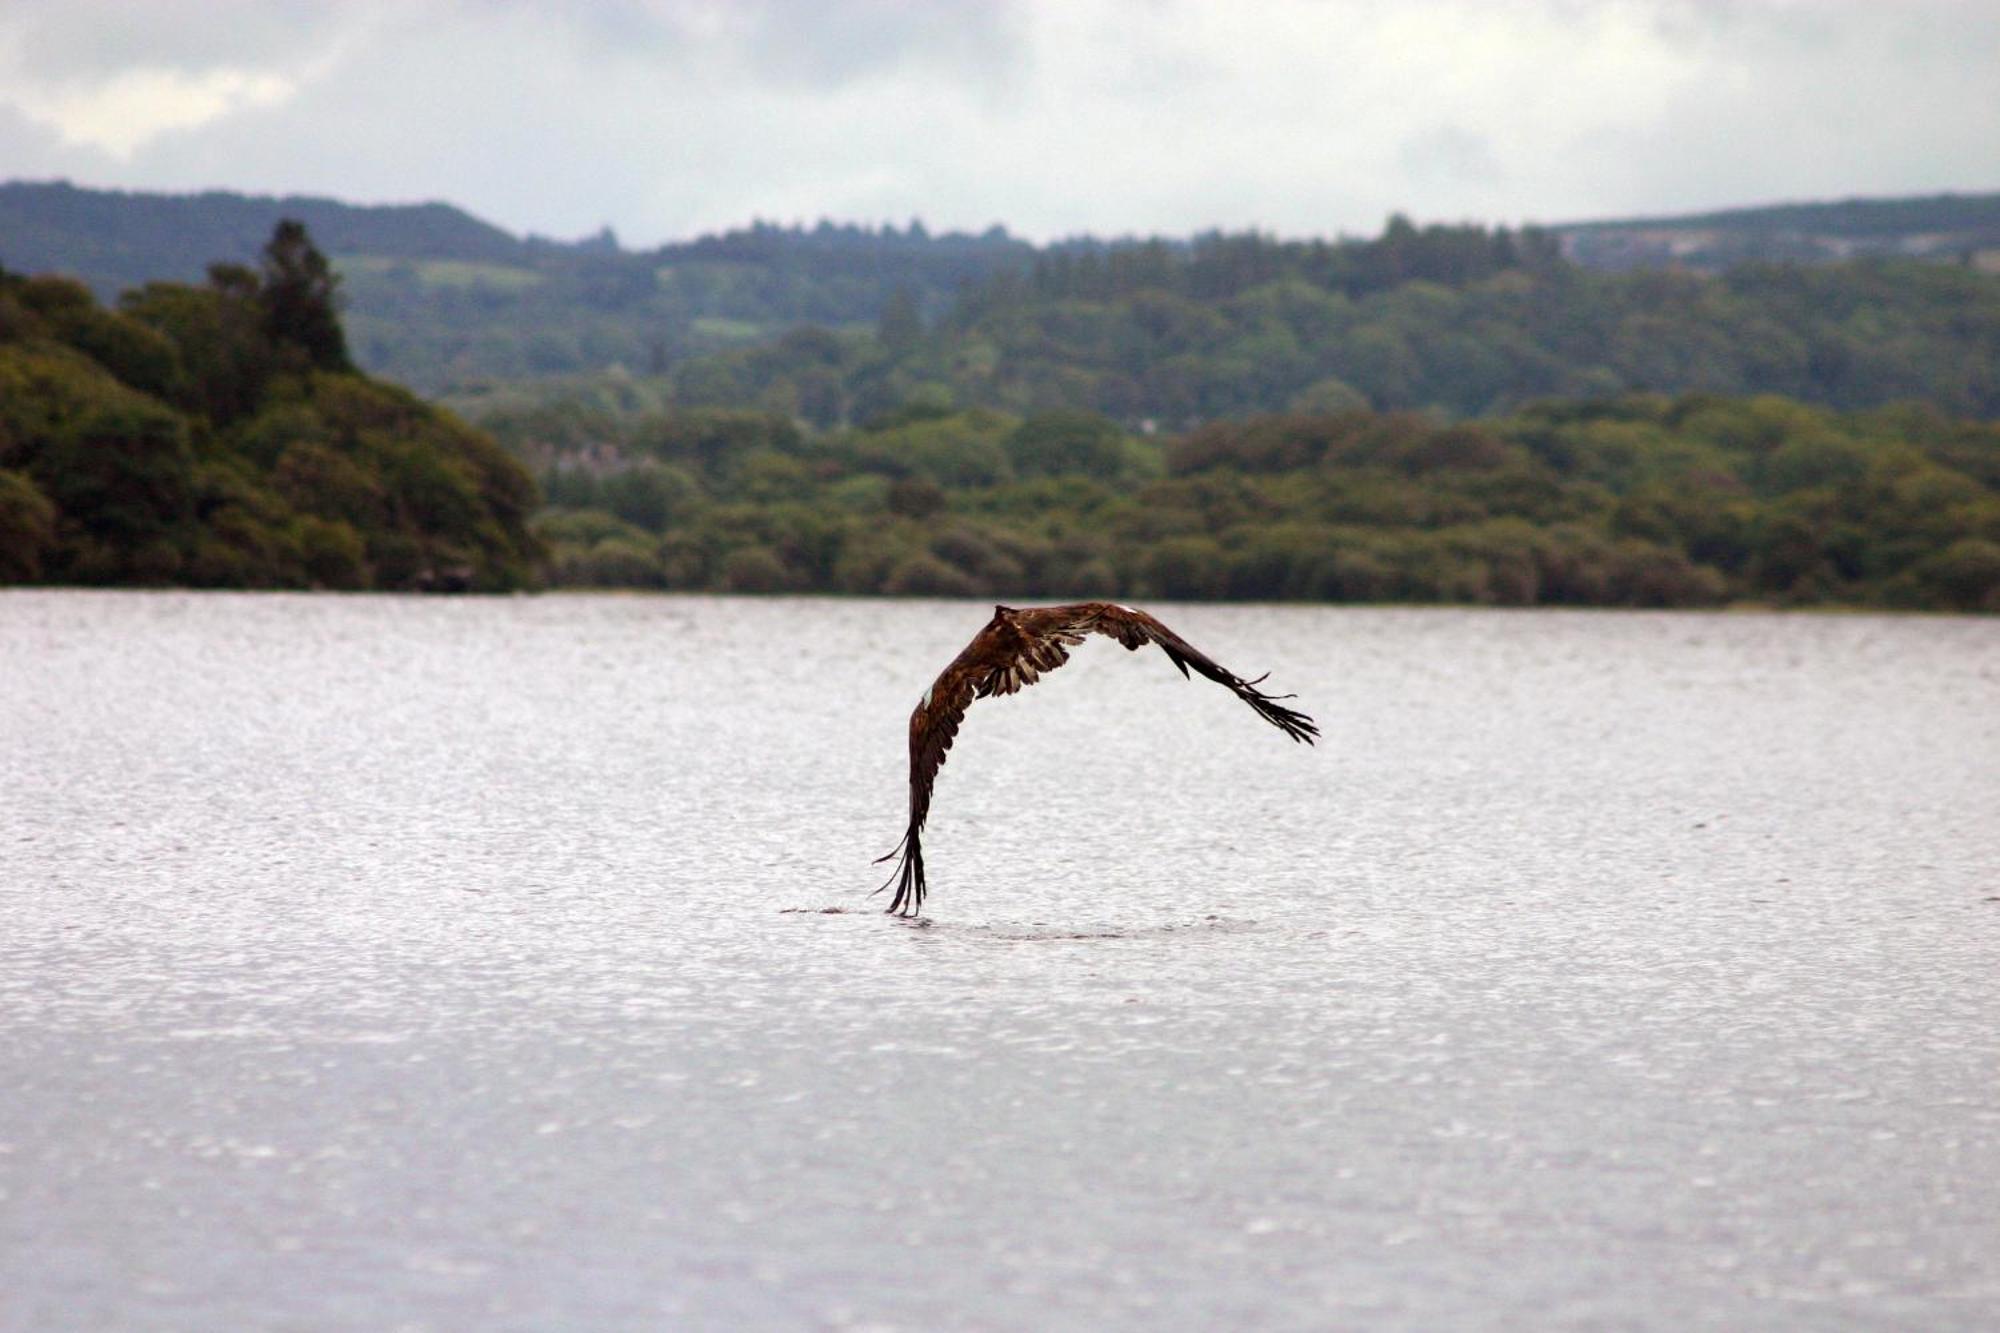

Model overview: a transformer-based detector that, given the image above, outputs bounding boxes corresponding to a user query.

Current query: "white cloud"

[9,66,298,158]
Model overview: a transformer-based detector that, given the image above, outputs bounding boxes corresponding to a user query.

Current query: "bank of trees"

[0,222,540,589]
[16,183,2000,419]
[495,392,2000,612]
[623,248,2000,428]
[6,214,1995,611]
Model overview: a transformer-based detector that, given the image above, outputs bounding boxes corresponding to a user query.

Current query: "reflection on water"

[3,592,1997,1330]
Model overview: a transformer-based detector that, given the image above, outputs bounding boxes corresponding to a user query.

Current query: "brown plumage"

[876,602,1318,916]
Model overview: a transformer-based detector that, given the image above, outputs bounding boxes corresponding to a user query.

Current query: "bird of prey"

[876,602,1317,916]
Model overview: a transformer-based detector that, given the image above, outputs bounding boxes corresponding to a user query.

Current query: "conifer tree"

[259,219,353,372]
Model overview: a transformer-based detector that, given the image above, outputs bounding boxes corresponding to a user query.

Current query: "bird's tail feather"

[872,829,909,867]
[873,826,927,916]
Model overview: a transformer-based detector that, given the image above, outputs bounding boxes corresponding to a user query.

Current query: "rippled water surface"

[2,591,1997,1330]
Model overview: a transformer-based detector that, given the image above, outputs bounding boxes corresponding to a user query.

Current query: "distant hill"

[0,179,534,293]
[5,179,1999,415]
[1552,191,2000,272]
[591,232,2000,426]
[11,178,1995,299]
[0,180,1038,391]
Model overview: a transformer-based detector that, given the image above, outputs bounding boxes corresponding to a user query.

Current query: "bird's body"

[878,601,1317,915]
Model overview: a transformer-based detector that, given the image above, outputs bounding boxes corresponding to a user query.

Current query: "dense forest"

[1,181,1033,389]
[9,180,2000,400]
[494,393,2000,612]
[0,223,540,589]
[340,218,1031,391]
[547,234,2000,428]
[3,196,1996,611]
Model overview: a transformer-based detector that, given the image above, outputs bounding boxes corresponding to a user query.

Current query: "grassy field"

[337,255,545,290]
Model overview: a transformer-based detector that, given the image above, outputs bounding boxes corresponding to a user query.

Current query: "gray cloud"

[0,0,1994,244]
[1399,126,1503,188]
[731,0,1029,91]
[0,0,343,78]
[0,102,94,181]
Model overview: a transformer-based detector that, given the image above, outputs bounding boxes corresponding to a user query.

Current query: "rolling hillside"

[5,179,1998,415]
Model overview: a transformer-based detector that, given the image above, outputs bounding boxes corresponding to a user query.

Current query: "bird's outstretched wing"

[876,602,1316,915]
[873,657,973,918]
[1054,603,1321,744]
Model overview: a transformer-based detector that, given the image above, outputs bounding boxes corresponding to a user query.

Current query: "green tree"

[719,544,790,592]
[0,469,57,581]
[877,286,922,352]
[887,475,947,518]
[602,461,699,531]
[260,219,354,372]
[122,279,272,425]
[1905,538,2000,612]
[1005,410,1128,479]
[31,398,197,581]
[1287,376,1370,414]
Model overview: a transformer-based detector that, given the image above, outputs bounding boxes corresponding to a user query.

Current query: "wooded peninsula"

[0,224,539,590]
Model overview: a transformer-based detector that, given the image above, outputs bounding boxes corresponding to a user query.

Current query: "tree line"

[14,183,1999,418]
[493,391,2000,612]
[619,244,2000,429]
[5,219,1995,612]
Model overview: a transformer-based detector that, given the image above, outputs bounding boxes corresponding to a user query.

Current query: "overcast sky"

[1,0,1995,245]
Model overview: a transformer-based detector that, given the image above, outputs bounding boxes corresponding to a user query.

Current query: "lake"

[2,591,1996,1330]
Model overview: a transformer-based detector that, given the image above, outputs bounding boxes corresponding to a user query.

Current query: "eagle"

[876,602,1318,916]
